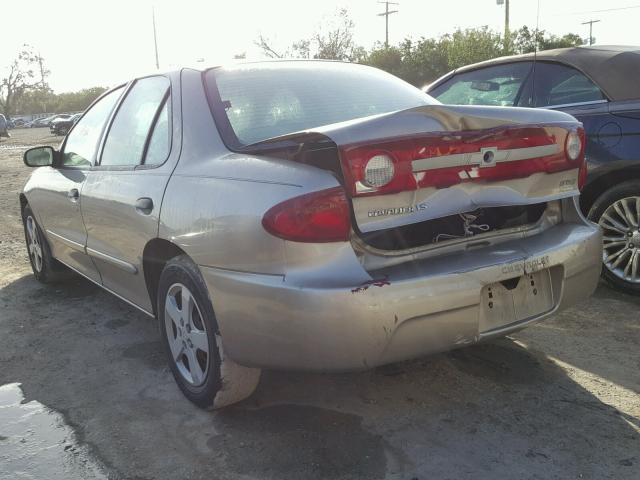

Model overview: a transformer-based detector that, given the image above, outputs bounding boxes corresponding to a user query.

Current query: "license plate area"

[479,269,554,333]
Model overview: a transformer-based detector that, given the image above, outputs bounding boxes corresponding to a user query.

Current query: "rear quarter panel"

[159,68,359,278]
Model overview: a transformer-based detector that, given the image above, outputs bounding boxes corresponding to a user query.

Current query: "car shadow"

[513,282,640,394]
[0,272,637,480]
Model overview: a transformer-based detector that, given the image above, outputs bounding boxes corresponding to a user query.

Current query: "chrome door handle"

[135,197,154,215]
[67,188,79,202]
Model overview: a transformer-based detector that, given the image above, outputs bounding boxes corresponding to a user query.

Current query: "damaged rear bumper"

[200,216,601,372]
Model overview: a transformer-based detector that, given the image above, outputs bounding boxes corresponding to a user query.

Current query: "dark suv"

[428,46,640,293]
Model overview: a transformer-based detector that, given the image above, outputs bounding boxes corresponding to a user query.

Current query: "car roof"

[438,45,640,101]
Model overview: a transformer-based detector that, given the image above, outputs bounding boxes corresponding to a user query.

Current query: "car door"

[529,62,614,169]
[80,75,177,313]
[29,87,124,283]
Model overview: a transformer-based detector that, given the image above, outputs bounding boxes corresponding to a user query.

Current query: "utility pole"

[152,5,160,69]
[582,19,600,46]
[496,0,510,50]
[377,1,399,48]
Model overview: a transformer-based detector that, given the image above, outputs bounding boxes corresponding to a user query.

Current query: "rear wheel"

[157,255,261,409]
[22,204,72,283]
[588,180,640,294]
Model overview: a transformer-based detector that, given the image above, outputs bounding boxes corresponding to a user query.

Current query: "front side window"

[205,63,434,148]
[532,62,605,107]
[429,62,533,107]
[100,76,170,166]
[62,87,123,167]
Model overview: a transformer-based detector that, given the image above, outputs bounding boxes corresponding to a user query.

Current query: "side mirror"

[24,146,55,167]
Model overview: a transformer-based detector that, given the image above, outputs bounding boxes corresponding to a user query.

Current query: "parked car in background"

[50,113,81,136]
[47,114,72,127]
[20,62,600,409]
[428,45,640,293]
[28,117,53,128]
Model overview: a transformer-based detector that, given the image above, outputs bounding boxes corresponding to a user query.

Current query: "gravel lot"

[0,128,638,480]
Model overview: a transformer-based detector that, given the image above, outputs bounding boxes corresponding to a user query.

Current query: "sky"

[3,0,640,93]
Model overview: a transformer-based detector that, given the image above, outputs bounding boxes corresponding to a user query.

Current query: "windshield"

[205,62,435,148]
[429,62,533,107]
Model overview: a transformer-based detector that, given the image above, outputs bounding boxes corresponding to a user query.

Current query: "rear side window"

[100,76,170,166]
[532,62,605,107]
[429,62,533,107]
[205,63,434,148]
[62,87,123,167]
[144,97,170,165]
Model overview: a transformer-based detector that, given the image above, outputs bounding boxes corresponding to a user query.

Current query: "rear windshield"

[205,63,435,148]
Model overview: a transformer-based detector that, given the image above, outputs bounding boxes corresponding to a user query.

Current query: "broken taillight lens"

[262,187,351,243]
[339,125,585,196]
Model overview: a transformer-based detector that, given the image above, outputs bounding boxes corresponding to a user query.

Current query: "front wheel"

[157,255,261,409]
[588,180,640,294]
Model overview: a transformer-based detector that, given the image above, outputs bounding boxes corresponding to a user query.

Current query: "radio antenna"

[530,0,541,106]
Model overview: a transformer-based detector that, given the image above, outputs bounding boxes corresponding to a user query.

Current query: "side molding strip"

[55,257,154,318]
[46,230,85,252]
[86,247,138,274]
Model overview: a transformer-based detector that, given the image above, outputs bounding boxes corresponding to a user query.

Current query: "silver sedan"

[20,61,601,408]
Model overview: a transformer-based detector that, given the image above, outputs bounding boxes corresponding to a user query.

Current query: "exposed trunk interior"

[358,203,548,251]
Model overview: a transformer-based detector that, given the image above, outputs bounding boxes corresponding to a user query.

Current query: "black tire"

[157,254,260,409]
[21,204,72,283]
[588,180,640,294]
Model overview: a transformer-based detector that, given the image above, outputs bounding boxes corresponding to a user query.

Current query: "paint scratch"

[351,276,391,293]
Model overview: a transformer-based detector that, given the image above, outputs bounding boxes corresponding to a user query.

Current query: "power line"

[576,4,640,14]
[377,1,399,48]
[548,4,640,17]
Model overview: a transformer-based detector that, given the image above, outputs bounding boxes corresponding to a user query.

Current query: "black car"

[50,114,80,136]
[428,45,640,293]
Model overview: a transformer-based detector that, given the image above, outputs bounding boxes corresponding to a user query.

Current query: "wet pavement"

[0,383,107,480]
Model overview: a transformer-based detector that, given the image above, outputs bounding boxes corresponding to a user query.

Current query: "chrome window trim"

[544,99,608,109]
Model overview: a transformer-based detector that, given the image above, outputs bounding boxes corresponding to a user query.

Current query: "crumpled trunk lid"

[311,104,584,234]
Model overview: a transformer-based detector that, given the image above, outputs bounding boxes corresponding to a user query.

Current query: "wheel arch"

[580,166,640,214]
[19,193,28,213]
[142,238,187,317]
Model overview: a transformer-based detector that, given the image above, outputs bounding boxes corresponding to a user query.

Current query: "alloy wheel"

[599,196,640,284]
[25,216,43,273]
[164,283,210,386]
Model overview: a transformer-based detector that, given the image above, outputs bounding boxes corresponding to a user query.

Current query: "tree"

[511,26,583,54]
[255,9,361,61]
[443,27,504,70]
[365,28,503,88]
[254,20,586,89]
[365,44,403,78]
[314,9,357,60]
[0,45,49,116]
[14,87,108,115]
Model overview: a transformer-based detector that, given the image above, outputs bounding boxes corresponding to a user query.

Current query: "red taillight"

[262,187,351,243]
[573,128,587,190]
[340,125,585,197]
